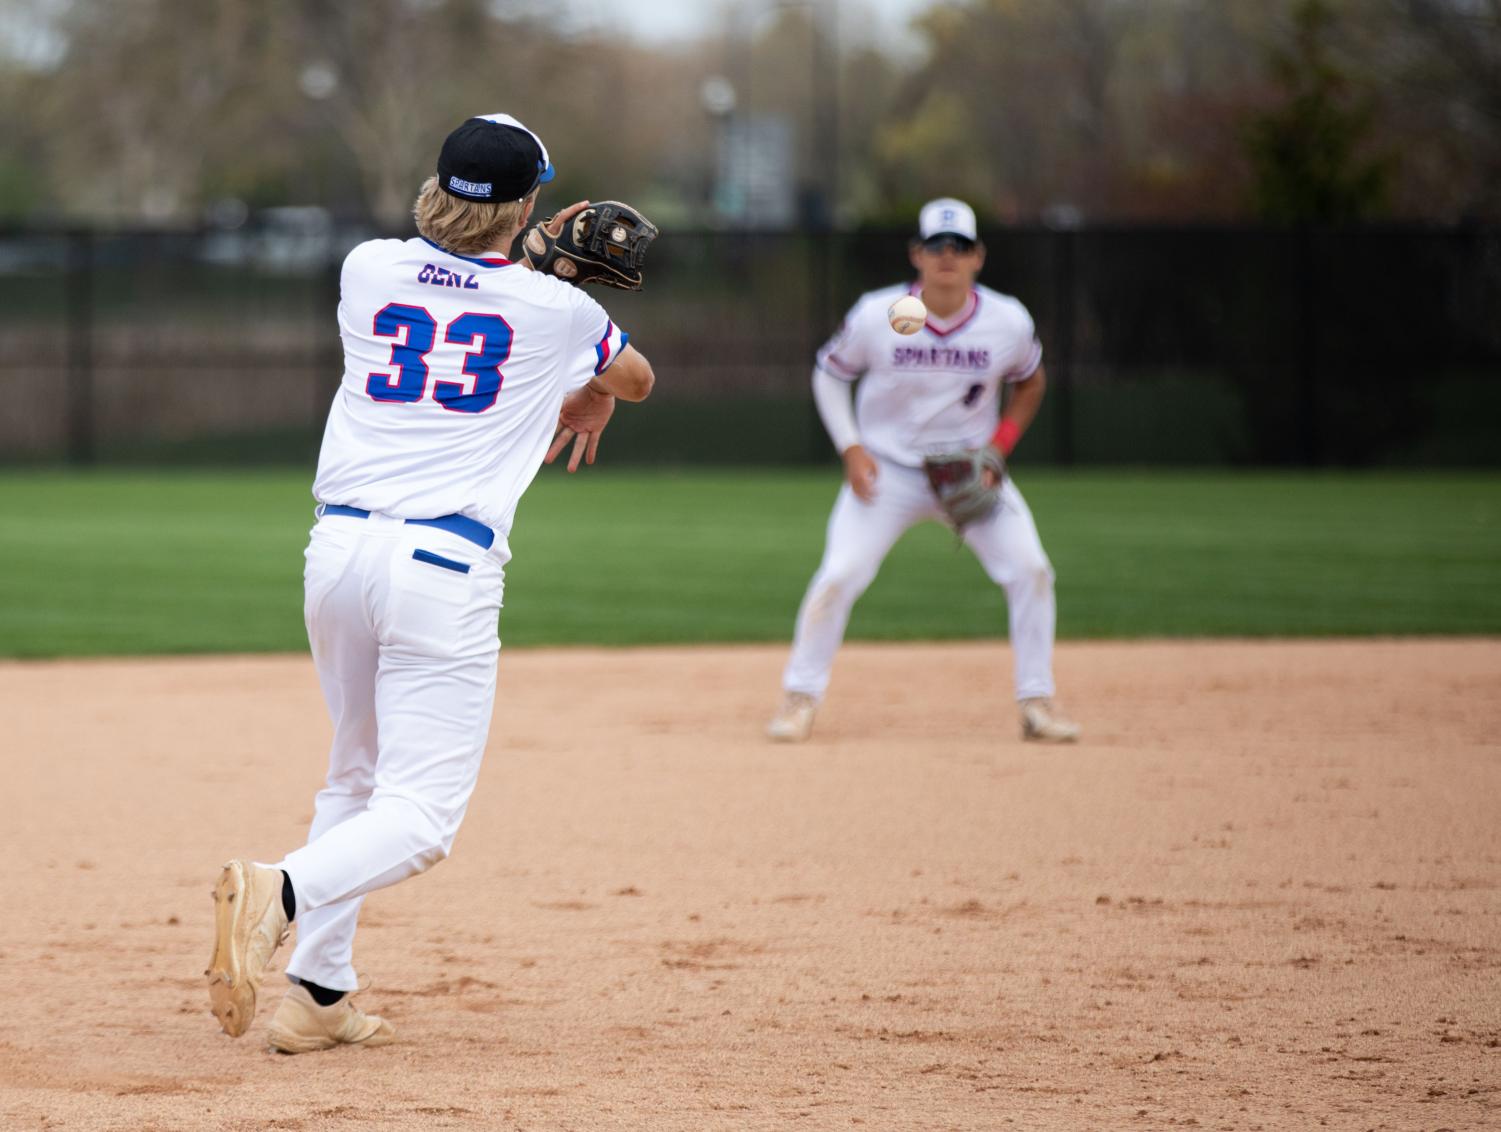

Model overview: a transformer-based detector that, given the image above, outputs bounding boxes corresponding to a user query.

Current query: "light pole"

[722,0,839,230]
[725,0,842,459]
[806,1,838,233]
[699,74,739,223]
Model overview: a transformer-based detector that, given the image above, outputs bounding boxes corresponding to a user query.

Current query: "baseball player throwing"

[205,113,655,1052]
[767,198,1079,745]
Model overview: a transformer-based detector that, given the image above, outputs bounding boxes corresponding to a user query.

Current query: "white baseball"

[887,294,927,335]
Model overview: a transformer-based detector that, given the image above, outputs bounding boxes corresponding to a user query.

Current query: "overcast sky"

[655,0,937,41]
[580,0,941,47]
[1,0,944,69]
[5,0,942,67]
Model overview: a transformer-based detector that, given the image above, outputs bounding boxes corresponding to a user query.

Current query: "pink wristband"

[993,418,1021,456]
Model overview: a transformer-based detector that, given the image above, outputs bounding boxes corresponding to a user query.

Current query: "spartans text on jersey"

[891,345,992,369]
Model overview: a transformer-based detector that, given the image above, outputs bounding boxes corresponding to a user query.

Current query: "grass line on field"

[0,468,1497,657]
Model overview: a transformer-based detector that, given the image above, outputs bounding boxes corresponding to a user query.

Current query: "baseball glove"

[522,200,658,290]
[923,446,1005,529]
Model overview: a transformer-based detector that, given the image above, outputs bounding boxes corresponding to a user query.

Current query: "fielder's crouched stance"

[206,113,656,1052]
[768,198,1079,745]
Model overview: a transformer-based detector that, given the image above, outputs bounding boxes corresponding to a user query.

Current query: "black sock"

[294,977,347,1007]
[280,871,297,923]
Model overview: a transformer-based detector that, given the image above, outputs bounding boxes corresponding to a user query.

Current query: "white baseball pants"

[781,457,1059,702]
[275,510,506,991]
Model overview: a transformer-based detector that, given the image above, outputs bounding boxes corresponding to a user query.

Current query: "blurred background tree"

[1244,0,1392,223]
[0,0,1496,227]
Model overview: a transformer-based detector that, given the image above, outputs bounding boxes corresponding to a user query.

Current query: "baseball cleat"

[266,984,395,1054]
[206,860,290,1038]
[767,692,818,743]
[1019,698,1081,743]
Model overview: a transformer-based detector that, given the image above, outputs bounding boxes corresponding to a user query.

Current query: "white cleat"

[766,692,818,743]
[1019,698,1081,743]
[267,984,395,1055]
[206,860,291,1038]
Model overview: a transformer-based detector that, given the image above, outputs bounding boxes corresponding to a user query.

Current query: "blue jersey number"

[439,313,513,414]
[366,305,511,413]
[366,304,434,403]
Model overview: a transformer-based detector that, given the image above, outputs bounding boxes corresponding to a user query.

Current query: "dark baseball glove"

[923,446,1005,529]
[522,200,658,290]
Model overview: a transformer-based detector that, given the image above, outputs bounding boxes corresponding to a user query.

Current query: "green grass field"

[0,469,1497,658]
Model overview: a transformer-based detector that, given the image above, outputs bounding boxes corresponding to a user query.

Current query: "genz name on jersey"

[417,263,481,290]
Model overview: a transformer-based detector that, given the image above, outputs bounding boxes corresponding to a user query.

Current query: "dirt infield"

[2,639,1498,1131]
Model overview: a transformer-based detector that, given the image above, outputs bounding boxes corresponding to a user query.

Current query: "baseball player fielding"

[768,197,1080,746]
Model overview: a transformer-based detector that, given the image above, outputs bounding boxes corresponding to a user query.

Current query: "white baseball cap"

[918,198,978,242]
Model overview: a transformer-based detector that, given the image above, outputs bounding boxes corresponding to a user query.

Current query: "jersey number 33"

[366,302,513,415]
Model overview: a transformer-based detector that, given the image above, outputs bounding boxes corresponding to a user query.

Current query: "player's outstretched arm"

[811,366,876,500]
[842,445,878,502]
[999,365,1046,447]
[546,345,654,472]
[981,365,1048,487]
[593,344,654,402]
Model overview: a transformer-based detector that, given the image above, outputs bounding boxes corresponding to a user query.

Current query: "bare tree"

[1384,0,1501,217]
[7,0,1498,225]
[39,0,277,221]
[279,0,544,226]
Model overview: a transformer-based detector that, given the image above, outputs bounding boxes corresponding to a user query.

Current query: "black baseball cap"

[436,113,556,203]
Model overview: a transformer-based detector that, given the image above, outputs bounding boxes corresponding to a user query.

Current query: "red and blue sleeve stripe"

[592,320,629,375]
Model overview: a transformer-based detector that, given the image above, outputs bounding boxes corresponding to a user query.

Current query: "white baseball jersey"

[312,236,628,543]
[816,283,1041,467]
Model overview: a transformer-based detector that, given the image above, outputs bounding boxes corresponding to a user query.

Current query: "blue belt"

[319,504,495,550]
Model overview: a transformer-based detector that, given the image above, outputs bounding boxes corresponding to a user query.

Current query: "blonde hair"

[413,176,534,257]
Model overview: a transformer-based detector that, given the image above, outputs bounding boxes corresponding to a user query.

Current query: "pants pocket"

[383,540,499,657]
[392,546,475,606]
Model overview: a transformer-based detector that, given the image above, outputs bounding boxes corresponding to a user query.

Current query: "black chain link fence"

[2,224,1498,467]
